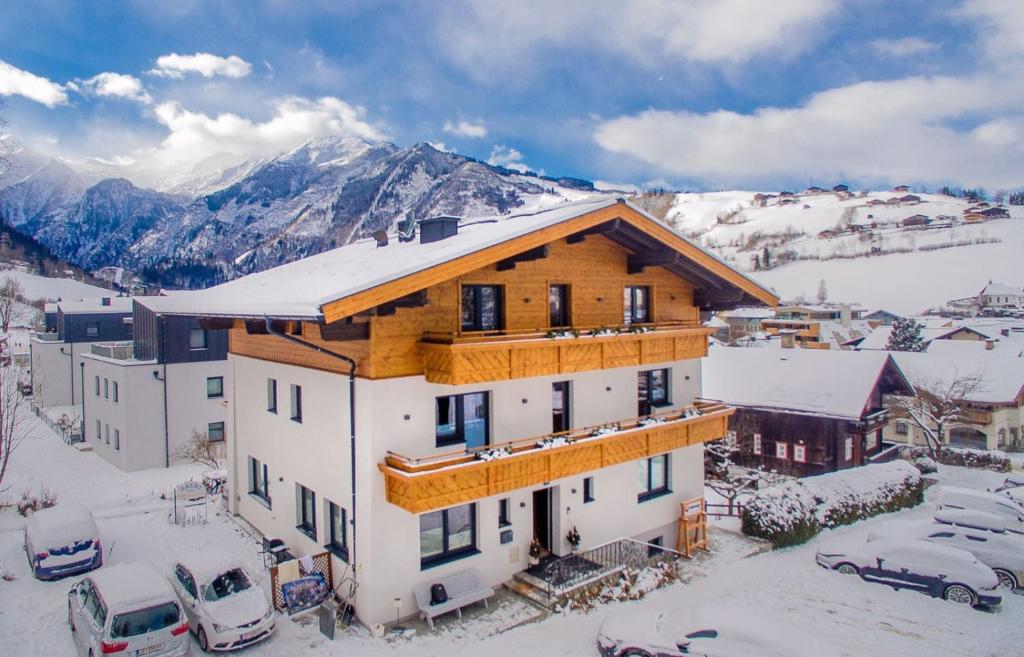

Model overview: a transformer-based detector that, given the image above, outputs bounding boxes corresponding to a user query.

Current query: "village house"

[898,194,922,204]
[720,307,776,340]
[702,346,912,477]
[901,214,930,227]
[862,309,904,326]
[979,282,1023,309]
[832,184,849,193]
[893,185,911,192]
[152,198,778,627]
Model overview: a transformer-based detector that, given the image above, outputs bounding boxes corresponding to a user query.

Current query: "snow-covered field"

[0,267,112,302]
[1,412,1021,657]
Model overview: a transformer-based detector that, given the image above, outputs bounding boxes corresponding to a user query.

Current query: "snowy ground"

[0,267,112,302]
[1,414,1021,657]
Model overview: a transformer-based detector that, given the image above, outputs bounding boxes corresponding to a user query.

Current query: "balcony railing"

[90,342,134,360]
[379,400,733,513]
[419,321,711,385]
[34,332,61,342]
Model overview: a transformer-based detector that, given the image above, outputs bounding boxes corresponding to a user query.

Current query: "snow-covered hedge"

[740,461,924,548]
[900,445,1010,472]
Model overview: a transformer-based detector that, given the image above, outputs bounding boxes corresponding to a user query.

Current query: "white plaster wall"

[30,339,76,407]
[164,360,230,463]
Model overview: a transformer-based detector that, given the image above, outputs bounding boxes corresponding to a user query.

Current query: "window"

[498,498,511,527]
[549,284,570,328]
[296,484,316,540]
[895,421,909,436]
[267,378,277,413]
[844,437,854,461]
[104,424,110,445]
[461,285,503,331]
[112,381,118,403]
[248,456,271,507]
[637,454,670,502]
[207,376,224,399]
[208,422,225,442]
[326,501,348,561]
[86,321,99,337]
[794,444,806,463]
[638,369,670,416]
[103,378,109,399]
[435,392,489,448]
[94,375,100,396]
[420,503,477,568]
[189,328,207,350]
[95,419,100,441]
[775,442,788,460]
[174,565,198,599]
[623,286,651,325]
[290,384,302,422]
[647,535,664,558]
[552,381,570,433]
[114,429,120,451]
[752,433,762,455]
[583,476,595,503]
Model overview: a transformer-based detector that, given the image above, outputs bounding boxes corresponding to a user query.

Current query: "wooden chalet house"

[702,346,912,477]
[158,198,777,626]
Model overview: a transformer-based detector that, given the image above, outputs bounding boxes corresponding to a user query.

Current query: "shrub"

[900,445,1010,473]
[15,486,58,517]
[741,461,924,548]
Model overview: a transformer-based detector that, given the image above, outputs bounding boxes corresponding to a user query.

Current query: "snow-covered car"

[989,474,1024,493]
[816,537,1002,608]
[867,518,1024,589]
[68,562,190,657]
[1000,486,1024,508]
[596,606,798,657]
[25,502,102,580]
[169,558,275,652]
[934,486,1024,534]
[932,508,1007,534]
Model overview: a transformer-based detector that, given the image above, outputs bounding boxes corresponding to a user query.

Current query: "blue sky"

[1,0,1022,191]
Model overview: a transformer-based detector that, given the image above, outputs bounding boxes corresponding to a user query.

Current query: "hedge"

[899,445,1010,473]
[740,460,924,548]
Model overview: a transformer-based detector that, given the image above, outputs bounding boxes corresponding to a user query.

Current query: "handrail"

[423,320,705,345]
[540,536,682,596]
[384,399,729,473]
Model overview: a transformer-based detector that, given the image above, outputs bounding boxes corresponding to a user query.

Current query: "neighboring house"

[43,303,58,333]
[966,207,1009,219]
[858,324,991,351]
[832,184,849,193]
[702,346,913,477]
[721,307,776,340]
[805,186,825,194]
[774,303,865,324]
[155,198,778,626]
[705,314,730,342]
[79,295,229,472]
[898,194,922,204]
[979,282,1023,309]
[865,198,887,207]
[864,309,904,326]
[902,214,930,227]
[30,297,133,408]
[893,185,911,192]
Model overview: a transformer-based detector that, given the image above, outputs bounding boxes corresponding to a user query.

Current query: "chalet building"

[775,303,865,324]
[79,295,229,471]
[863,309,904,326]
[832,184,849,193]
[893,185,911,192]
[858,324,992,351]
[902,214,930,227]
[30,297,133,407]
[720,307,776,340]
[703,347,912,477]
[805,186,825,194]
[865,198,887,207]
[966,206,1009,219]
[898,194,922,204]
[979,282,1023,309]
[156,198,777,626]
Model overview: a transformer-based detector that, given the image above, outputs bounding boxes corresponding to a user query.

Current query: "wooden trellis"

[269,550,334,612]
[676,497,709,557]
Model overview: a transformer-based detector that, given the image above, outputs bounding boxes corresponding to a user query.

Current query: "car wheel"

[993,569,1018,590]
[835,563,859,575]
[943,584,976,606]
[620,650,652,657]
[198,626,210,652]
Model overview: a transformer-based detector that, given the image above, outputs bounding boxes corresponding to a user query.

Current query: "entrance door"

[532,488,553,555]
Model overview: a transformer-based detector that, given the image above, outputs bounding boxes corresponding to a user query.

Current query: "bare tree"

[0,276,28,332]
[174,429,224,471]
[0,363,31,492]
[704,433,769,515]
[892,372,984,458]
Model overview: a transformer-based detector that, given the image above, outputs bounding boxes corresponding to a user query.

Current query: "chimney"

[1002,328,1010,337]
[779,329,797,349]
[101,297,111,306]
[419,216,460,244]
[985,339,995,350]
[372,229,389,248]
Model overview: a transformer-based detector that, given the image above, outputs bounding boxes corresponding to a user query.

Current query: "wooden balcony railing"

[419,321,711,385]
[379,400,733,513]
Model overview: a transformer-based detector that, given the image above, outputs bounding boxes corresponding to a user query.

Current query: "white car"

[932,508,1007,534]
[169,558,275,652]
[989,475,1024,493]
[25,502,102,580]
[934,486,1024,534]
[867,517,1024,589]
[816,537,1002,608]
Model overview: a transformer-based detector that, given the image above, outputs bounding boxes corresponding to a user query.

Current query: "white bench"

[413,568,494,629]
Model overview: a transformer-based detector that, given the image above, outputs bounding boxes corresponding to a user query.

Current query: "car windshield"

[202,568,252,602]
[110,602,180,638]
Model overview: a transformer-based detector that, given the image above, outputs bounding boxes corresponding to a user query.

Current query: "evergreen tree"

[1009,191,1024,206]
[886,317,926,352]
[816,279,828,304]
[762,246,771,269]
[753,254,761,270]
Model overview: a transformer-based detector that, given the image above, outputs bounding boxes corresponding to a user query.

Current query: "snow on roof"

[133,292,205,314]
[858,324,994,351]
[725,307,776,319]
[88,562,177,610]
[892,343,1024,404]
[705,315,729,328]
[980,282,1021,296]
[701,345,900,419]
[57,296,133,314]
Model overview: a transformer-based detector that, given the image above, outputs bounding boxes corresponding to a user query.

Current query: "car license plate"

[241,628,260,641]
[137,644,163,656]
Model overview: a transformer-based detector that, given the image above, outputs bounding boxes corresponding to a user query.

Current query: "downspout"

[263,318,358,588]
[79,361,86,442]
[61,343,74,404]
[152,316,170,468]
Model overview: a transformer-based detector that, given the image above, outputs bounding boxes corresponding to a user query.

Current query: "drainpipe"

[152,316,170,468]
[79,361,86,442]
[263,317,359,588]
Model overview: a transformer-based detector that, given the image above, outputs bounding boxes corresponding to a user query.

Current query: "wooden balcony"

[379,401,733,513]
[419,322,711,385]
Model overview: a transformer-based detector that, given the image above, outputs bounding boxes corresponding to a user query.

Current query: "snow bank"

[900,445,1011,473]
[741,461,924,547]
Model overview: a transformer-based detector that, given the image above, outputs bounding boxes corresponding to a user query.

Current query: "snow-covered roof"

[705,315,729,328]
[701,345,905,419]
[980,282,1021,296]
[892,342,1024,404]
[57,296,133,314]
[725,307,776,319]
[88,562,177,610]
[145,197,776,320]
[133,292,205,314]
[858,324,993,351]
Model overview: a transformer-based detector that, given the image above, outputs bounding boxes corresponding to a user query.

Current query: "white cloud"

[427,141,453,153]
[0,60,68,107]
[870,37,938,57]
[81,72,152,104]
[957,0,1024,62]
[486,145,529,172]
[594,74,1024,188]
[149,52,253,79]
[443,119,488,138]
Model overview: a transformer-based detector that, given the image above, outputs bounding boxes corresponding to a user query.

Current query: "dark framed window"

[420,503,478,569]
[623,286,651,325]
[248,456,271,507]
[112,381,118,403]
[326,501,348,561]
[296,484,316,540]
[104,424,110,445]
[267,378,277,413]
[461,285,503,331]
[638,369,670,416]
[498,498,511,527]
[207,376,224,398]
[114,429,120,451]
[647,535,664,558]
[549,284,570,328]
[94,375,100,396]
[103,378,109,399]
[86,321,100,337]
[189,328,207,350]
[208,421,225,442]
[583,476,595,503]
[552,381,570,433]
[290,384,302,423]
[637,454,670,502]
[95,419,100,441]
[435,392,489,448]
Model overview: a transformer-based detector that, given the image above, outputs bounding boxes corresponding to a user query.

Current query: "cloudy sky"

[1,0,1022,190]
